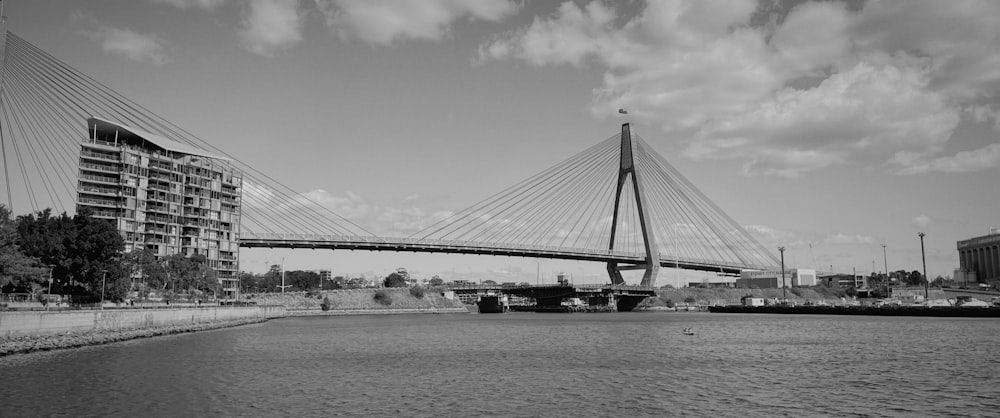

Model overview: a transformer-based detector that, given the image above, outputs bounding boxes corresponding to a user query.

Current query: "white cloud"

[74,14,168,64]
[238,0,304,56]
[148,0,227,10]
[743,224,796,245]
[293,189,453,236]
[912,215,932,228]
[895,143,1000,175]
[693,57,960,177]
[316,0,519,45]
[824,233,875,245]
[479,0,1000,176]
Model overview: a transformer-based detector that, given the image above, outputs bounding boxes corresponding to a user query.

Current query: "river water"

[2,312,998,417]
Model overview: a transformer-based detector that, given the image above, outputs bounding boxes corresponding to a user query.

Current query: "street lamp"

[882,244,889,299]
[918,232,928,300]
[778,246,786,301]
[100,270,107,310]
[45,265,54,311]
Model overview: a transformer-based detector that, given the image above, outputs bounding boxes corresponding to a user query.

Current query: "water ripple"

[2,313,999,417]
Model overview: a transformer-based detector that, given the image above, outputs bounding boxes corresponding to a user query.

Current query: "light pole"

[778,246,786,301]
[45,265,53,311]
[100,270,107,309]
[918,232,928,300]
[882,244,889,299]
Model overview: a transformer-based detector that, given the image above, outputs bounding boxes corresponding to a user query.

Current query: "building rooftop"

[87,117,230,161]
[958,229,1000,249]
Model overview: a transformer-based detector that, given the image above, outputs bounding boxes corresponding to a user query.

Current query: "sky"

[3,0,999,286]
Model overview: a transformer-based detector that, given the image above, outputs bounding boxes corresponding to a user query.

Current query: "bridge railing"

[240,232,644,258]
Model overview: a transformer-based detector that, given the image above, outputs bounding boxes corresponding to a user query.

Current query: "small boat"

[682,327,695,336]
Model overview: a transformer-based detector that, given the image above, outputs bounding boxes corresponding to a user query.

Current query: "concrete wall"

[0,306,286,337]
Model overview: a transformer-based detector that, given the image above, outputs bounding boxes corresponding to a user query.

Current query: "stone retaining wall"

[0,306,287,337]
[288,307,469,316]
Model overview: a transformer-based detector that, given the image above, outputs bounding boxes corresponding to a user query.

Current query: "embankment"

[247,288,468,315]
[0,306,286,357]
[644,287,949,307]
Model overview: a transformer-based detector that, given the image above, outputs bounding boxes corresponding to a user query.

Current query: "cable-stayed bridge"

[0,28,779,287]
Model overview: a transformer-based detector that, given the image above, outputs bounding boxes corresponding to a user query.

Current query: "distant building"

[76,117,242,298]
[957,230,1000,285]
[819,273,867,289]
[736,269,816,288]
[793,269,817,286]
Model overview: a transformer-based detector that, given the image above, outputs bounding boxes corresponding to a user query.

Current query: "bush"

[409,285,426,299]
[683,296,696,304]
[373,289,392,306]
[321,296,332,311]
[663,298,675,308]
[383,273,407,288]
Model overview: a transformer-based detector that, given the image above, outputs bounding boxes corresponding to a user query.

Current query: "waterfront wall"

[0,306,287,338]
[650,287,952,307]
[247,288,469,314]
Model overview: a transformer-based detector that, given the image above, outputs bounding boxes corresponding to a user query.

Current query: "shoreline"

[287,307,469,316]
[0,317,268,357]
[707,305,1000,317]
[1,306,469,357]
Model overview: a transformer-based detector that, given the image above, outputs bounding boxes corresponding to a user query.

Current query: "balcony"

[78,197,121,207]
[146,205,170,214]
[79,186,119,196]
[147,183,171,192]
[79,162,119,174]
[81,151,121,162]
[89,210,121,218]
[149,161,174,171]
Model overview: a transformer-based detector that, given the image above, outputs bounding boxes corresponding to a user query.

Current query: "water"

[2,312,999,417]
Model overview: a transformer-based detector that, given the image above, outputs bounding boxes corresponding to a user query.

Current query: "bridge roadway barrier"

[0,306,287,337]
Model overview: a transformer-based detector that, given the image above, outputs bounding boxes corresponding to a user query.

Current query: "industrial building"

[957,229,1000,286]
[76,117,242,299]
[736,268,817,288]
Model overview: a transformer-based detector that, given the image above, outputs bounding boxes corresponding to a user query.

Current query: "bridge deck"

[239,235,757,275]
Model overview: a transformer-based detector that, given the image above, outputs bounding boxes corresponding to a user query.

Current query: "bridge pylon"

[607,123,660,287]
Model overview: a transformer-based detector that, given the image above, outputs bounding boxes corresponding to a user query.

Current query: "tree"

[258,266,283,292]
[428,275,444,286]
[161,253,218,298]
[286,270,320,291]
[239,271,259,293]
[384,272,407,288]
[69,208,125,289]
[121,248,165,291]
[17,208,123,294]
[0,204,42,292]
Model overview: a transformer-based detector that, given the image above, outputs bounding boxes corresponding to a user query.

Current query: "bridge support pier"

[606,122,660,287]
[607,261,660,287]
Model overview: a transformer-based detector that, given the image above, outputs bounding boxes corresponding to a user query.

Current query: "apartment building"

[76,117,242,298]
